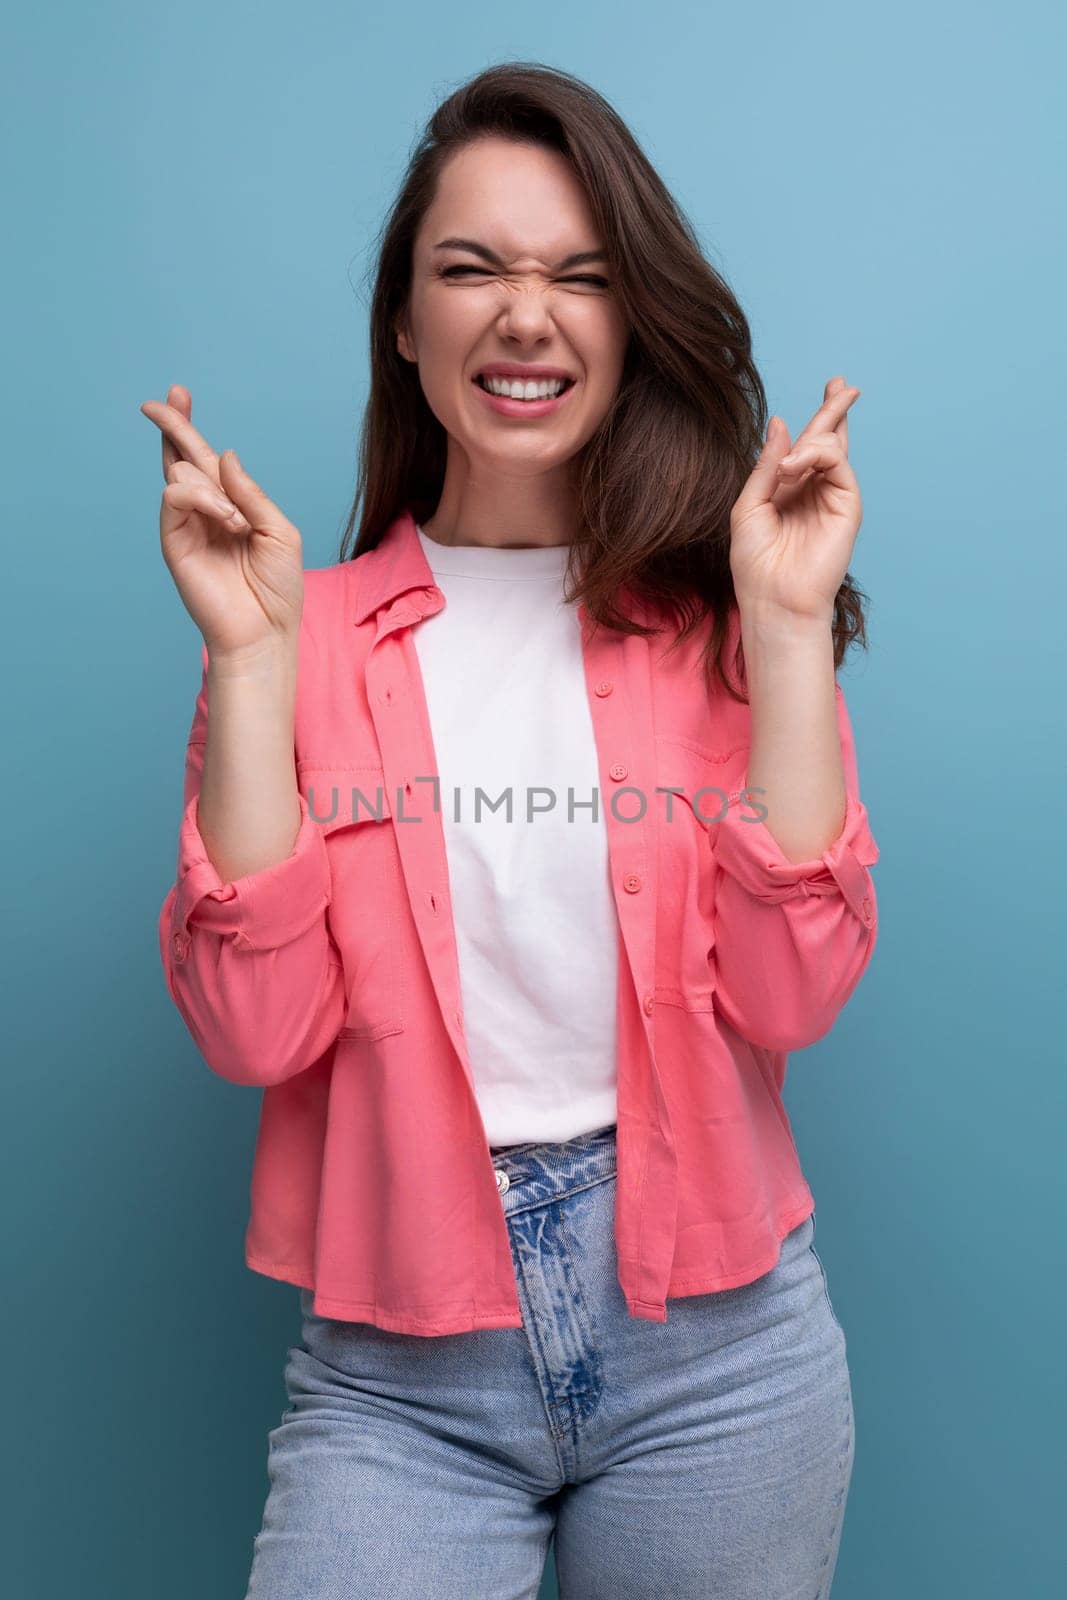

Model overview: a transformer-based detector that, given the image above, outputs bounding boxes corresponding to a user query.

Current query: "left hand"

[728,376,863,624]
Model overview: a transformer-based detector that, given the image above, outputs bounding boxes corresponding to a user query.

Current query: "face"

[396,137,630,479]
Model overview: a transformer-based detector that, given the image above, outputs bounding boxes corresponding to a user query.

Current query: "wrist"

[737,602,834,645]
[206,635,300,681]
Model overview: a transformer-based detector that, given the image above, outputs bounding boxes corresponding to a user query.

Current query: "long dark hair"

[338,61,868,698]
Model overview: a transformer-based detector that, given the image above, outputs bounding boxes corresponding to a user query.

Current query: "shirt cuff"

[168,787,332,959]
[711,786,879,930]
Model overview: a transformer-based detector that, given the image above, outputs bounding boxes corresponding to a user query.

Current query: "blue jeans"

[245,1123,854,1598]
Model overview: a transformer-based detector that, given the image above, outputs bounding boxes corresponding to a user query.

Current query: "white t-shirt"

[411,525,619,1148]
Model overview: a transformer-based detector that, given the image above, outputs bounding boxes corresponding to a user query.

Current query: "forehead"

[419,138,601,261]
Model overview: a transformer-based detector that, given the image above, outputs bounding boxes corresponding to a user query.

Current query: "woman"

[147,61,877,1600]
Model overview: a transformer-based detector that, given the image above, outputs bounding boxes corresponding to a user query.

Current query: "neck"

[420,456,579,549]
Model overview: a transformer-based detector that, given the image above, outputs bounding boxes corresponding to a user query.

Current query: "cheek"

[410,291,473,366]
[410,332,471,414]
[578,308,628,387]
[583,351,626,414]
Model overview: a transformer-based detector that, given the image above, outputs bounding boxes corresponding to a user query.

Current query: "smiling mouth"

[474,374,576,401]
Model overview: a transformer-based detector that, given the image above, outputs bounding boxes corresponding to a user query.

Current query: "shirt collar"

[349,504,654,633]
[350,507,437,625]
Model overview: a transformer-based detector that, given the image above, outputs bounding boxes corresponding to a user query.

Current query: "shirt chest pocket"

[298,764,407,1042]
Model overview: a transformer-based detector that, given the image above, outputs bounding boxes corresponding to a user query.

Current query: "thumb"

[218,449,294,536]
[733,416,790,519]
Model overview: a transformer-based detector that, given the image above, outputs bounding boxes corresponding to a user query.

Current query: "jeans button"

[495,1168,510,1195]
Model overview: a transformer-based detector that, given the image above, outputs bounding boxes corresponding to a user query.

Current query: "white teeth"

[481,375,567,399]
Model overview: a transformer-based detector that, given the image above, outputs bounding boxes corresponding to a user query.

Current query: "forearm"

[197,638,302,882]
[160,635,344,1086]
[739,607,845,863]
[710,607,879,1052]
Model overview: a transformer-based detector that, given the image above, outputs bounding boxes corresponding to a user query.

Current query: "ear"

[395,314,416,365]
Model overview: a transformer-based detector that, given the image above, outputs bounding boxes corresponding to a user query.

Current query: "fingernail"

[229,450,243,472]
[214,497,238,517]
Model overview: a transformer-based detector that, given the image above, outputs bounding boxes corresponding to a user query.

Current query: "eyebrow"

[432,237,608,270]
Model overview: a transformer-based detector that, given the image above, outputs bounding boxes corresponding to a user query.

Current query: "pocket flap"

[297,764,393,833]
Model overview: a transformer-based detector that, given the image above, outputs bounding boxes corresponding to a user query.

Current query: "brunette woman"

[148,61,877,1600]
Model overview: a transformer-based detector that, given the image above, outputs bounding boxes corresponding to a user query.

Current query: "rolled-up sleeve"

[710,679,880,1053]
[158,646,347,1087]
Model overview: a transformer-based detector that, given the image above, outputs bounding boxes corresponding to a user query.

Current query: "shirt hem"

[246,1190,814,1334]
[667,1191,816,1292]
[245,1250,525,1335]
[618,1189,816,1317]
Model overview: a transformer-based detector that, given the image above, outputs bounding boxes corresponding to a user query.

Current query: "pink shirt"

[159,507,880,1336]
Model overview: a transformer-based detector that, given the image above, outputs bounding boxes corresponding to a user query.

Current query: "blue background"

[4,2,1064,1595]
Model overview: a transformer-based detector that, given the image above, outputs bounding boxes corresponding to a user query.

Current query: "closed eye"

[439,266,609,287]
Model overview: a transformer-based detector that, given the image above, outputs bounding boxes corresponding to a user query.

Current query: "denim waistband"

[489,1122,617,1212]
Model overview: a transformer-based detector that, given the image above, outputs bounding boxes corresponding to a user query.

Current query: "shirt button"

[609,763,628,781]
[862,895,873,922]
[495,1168,510,1195]
[172,932,189,961]
[623,874,642,893]
[643,993,655,1015]
[594,680,614,697]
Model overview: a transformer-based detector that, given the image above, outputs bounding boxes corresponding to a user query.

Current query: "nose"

[495,283,557,345]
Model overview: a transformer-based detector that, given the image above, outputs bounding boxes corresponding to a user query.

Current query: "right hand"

[141,384,305,659]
